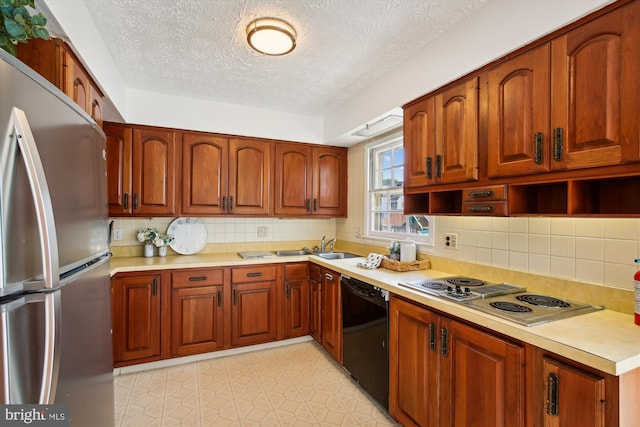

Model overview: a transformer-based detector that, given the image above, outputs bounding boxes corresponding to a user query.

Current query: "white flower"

[137,231,146,242]
[153,236,164,247]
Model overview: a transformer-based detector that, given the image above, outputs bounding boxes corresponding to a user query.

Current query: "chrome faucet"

[320,235,336,252]
[327,238,337,252]
[320,235,326,252]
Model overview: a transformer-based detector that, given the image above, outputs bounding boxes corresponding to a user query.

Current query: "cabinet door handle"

[435,154,442,178]
[247,272,262,277]
[229,196,234,211]
[152,278,157,297]
[467,205,495,213]
[133,193,139,210]
[429,323,436,351]
[286,284,290,298]
[306,198,311,213]
[533,132,543,164]
[217,290,222,307]
[553,127,563,161]
[313,198,318,211]
[467,190,494,198]
[546,373,559,416]
[325,273,333,281]
[188,276,207,281]
[233,289,237,305]
[426,156,432,179]
[222,196,226,210]
[123,193,129,209]
[440,327,448,357]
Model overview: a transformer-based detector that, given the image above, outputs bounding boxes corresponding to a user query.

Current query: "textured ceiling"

[83,0,487,116]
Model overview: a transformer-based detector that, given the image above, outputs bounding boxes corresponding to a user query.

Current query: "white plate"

[167,217,208,255]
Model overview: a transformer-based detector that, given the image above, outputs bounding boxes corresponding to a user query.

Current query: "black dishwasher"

[341,274,389,409]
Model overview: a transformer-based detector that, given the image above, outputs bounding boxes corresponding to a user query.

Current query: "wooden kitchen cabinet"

[487,43,551,178]
[541,357,605,427]
[111,272,162,365]
[309,263,322,343]
[550,0,640,171]
[227,138,272,215]
[181,132,228,215]
[17,38,104,126]
[404,77,478,188]
[320,267,342,363]
[274,143,347,217]
[230,265,278,347]
[389,294,524,427]
[488,0,640,177]
[282,263,310,339]
[104,123,179,216]
[170,269,225,356]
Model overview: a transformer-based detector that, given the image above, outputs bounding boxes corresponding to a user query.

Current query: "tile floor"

[115,341,398,426]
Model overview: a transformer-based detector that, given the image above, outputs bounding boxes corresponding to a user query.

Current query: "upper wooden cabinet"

[550,0,640,170]
[488,1,640,178]
[181,132,228,215]
[228,138,272,215]
[105,123,179,216]
[405,77,478,188]
[487,44,551,177]
[274,143,347,217]
[17,38,104,127]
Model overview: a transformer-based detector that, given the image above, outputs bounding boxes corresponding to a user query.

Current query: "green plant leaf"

[31,13,45,26]
[1,38,17,55]
[12,6,29,21]
[4,17,26,39]
[16,0,31,7]
[33,25,47,39]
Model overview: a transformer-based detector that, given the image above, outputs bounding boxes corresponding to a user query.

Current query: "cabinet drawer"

[232,265,277,283]
[462,185,506,202]
[462,201,507,216]
[172,269,224,288]
[284,263,308,280]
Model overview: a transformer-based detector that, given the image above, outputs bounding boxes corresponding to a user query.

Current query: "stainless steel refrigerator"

[0,50,114,425]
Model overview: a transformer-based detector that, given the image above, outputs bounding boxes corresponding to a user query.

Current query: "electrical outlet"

[113,228,123,241]
[444,233,458,249]
[257,226,268,237]
[354,227,361,238]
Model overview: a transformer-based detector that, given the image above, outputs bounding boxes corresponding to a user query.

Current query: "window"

[366,134,433,248]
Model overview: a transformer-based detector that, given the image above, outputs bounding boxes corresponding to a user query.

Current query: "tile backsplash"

[110,217,336,247]
[433,216,639,291]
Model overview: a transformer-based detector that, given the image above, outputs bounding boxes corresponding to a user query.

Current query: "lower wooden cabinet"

[170,269,225,356]
[230,265,278,347]
[389,294,524,427]
[321,267,342,363]
[309,264,322,343]
[111,272,162,365]
[282,263,310,338]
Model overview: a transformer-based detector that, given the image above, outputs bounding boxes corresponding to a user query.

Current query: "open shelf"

[509,182,568,215]
[570,177,640,215]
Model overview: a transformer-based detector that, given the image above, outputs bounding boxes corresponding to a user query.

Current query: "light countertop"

[110,253,640,376]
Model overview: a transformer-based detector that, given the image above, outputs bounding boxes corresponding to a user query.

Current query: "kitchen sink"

[317,252,361,259]
[273,250,312,256]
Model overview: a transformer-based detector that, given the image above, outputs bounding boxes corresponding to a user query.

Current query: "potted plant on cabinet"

[1,0,50,56]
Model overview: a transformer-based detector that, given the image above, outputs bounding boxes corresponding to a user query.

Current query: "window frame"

[364,131,434,251]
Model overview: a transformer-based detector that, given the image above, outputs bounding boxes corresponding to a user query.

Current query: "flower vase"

[158,246,167,257]
[390,251,400,261]
[144,243,154,258]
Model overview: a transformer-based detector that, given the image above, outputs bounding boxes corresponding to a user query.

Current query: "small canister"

[400,238,416,262]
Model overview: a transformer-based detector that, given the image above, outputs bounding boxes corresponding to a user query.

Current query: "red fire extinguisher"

[635,259,640,325]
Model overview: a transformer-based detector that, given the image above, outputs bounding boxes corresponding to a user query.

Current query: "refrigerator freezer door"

[0,291,61,404]
[56,257,113,427]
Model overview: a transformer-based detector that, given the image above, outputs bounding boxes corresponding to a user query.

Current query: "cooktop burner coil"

[489,301,533,313]
[420,282,449,291]
[516,294,570,308]
[445,277,484,287]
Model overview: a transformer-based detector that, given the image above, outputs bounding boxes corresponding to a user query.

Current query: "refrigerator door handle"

[39,291,61,404]
[11,108,60,290]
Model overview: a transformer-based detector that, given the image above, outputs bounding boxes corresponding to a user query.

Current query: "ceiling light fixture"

[246,17,297,56]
